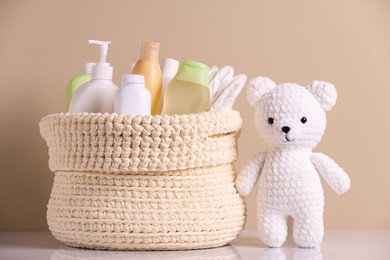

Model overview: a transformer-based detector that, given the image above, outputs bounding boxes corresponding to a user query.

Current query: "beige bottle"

[132,42,162,115]
[161,60,210,115]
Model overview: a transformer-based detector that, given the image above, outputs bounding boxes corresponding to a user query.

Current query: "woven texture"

[40,110,242,173]
[40,109,245,250]
[236,78,350,248]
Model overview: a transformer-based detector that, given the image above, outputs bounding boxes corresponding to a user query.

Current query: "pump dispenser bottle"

[131,42,162,115]
[69,40,118,113]
[162,60,210,115]
[65,62,94,111]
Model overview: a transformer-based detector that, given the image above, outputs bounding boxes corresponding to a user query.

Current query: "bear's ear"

[247,76,276,107]
[307,80,337,111]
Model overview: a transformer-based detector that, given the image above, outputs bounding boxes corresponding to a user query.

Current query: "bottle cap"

[121,74,145,85]
[88,40,113,80]
[174,60,209,86]
[139,42,160,61]
[161,58,179,78]
[81,62,95,74]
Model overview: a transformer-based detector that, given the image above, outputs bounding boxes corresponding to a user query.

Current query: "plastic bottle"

[69,40,118,113]
[115,74,151,115]
[65,62,95,112]
[160,58,179,111]
[161,60,210,115]
[131,42,162,115]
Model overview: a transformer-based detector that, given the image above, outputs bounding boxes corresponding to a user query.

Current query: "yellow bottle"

[162,60,210,115]
[132,42,162,115]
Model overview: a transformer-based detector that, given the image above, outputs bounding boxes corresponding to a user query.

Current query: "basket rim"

[39,108,241,125]
[39,109,243,173]
[39,109,243,140]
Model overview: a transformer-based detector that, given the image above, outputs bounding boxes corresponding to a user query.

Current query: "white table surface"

[0,229,389,260]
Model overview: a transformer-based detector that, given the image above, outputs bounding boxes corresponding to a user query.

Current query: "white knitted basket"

[39,109,245,250]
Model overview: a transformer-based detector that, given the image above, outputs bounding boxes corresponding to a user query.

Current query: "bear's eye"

[268,118,274,125]
[301,117,307,124]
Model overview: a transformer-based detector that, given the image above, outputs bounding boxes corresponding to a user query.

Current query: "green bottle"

[161,60,210,115]
[65,63,94,111]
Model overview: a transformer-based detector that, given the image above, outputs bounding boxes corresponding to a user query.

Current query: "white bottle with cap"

[115,74,151,115]
[160,58,179,110]
[69,40,118,113]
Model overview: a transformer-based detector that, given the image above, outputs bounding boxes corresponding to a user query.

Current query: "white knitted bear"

[236,77,350,248]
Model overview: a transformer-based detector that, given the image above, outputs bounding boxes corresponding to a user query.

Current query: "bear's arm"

[235,152,266,195]
[311,152,351,194]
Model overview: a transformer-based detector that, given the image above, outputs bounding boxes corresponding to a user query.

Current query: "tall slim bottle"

[131,42,162,115]
[160,58,179,111]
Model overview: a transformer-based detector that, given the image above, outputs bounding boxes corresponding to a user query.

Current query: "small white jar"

[115,74,151,115]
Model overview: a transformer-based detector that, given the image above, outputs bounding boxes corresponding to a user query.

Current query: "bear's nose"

[282,126,290,133]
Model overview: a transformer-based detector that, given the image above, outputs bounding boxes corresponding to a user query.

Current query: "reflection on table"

[51,245,241,260]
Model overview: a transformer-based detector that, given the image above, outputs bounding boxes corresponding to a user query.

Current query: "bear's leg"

[257,207,288,247]
[293,208,324,248]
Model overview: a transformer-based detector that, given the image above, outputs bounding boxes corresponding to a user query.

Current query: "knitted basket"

[39,109,245,250]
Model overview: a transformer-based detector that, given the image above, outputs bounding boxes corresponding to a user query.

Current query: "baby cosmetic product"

[161,60,210,115]
[115,74,151,115]
[131,42,162,115]
[65,62,94,111]
[160,58,179,110]
[69,40,118,113]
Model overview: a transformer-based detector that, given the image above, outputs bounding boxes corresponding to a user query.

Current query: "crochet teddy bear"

[236,77,350,248]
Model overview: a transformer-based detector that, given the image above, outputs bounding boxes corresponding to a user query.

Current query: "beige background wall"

[0,0,389,230]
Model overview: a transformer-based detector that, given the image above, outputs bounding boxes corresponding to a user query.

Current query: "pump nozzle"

[88,40,111,63]
[88,39,113,80]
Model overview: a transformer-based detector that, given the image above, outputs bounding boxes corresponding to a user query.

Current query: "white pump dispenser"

[88,40,113,79]
[69,40,118,113]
